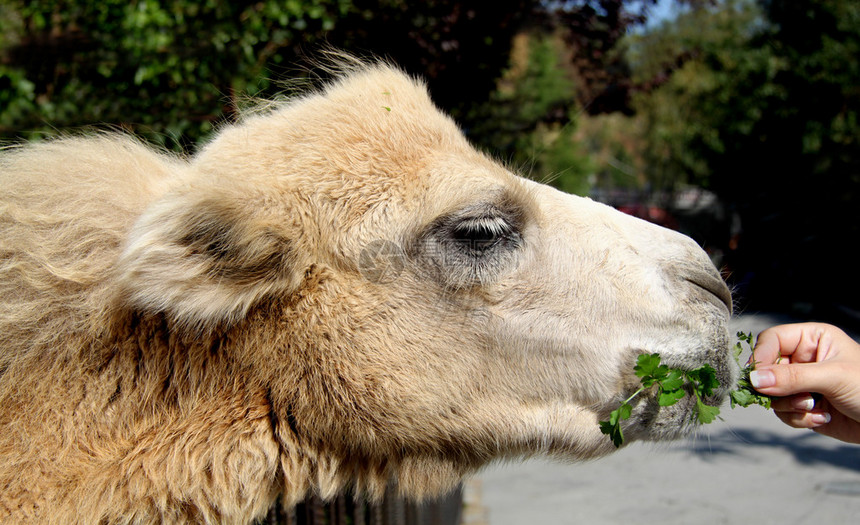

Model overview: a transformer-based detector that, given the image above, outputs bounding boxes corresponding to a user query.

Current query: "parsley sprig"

[599,353,720,447]
[599,331,772,448]
[729,331,773,409]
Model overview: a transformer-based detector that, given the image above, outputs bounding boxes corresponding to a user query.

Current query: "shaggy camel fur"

[0,59,735,524]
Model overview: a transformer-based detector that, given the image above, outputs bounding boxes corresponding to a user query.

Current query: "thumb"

[750,362,837,398]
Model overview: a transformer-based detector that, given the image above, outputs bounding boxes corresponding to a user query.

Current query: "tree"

[0,0,357,150]
[465,32,593,194]
[1,1,662,154]
[0,0,532,151]
[620,0,860,320]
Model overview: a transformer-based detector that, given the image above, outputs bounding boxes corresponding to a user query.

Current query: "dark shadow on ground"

[682,427,860,472]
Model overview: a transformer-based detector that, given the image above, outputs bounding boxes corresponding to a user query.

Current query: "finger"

[812,411,860,445]
[753,323,836,365]
[749,361,838,398]
[751,355,790,366]
[770,393,816,413]
[752,325,799,365]
[774,409,832,429]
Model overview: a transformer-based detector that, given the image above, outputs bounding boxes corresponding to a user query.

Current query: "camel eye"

[451,216,516,255]
[414,204,525,286]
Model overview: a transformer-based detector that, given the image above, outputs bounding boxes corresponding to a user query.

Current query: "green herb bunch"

[598,354,720,447]
[729,331,773,409]
[599,331,772,447]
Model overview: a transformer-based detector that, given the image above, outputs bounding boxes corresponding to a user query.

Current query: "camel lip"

[685,272,733,315]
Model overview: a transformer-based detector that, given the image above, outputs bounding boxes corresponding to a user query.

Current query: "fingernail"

[750,369,775,389]
[792,396,815,411]
[811,413,831,425]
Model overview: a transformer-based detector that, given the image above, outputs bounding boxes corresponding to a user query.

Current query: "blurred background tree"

[0,0,357,150]
[0,0,645,155]
[0,0,536,150]
[1,0,857,325]
[619,0,860,322]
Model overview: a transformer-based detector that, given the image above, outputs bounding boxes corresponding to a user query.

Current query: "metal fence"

[258,485,463,525]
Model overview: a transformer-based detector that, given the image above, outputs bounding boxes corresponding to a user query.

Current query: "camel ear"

[117,189,303,329]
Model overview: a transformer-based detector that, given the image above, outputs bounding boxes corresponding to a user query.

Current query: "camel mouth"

[644,351,735,439]
[617,331,736,444]
[663,355,737,403]
[624,386,725,443]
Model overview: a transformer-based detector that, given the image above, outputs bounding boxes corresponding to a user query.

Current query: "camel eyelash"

[449,215,518,255]
[409,202,525,287]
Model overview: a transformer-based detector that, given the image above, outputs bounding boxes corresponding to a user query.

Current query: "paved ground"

[463,312,860,525]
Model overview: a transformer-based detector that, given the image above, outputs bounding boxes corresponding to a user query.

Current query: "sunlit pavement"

[466,312,860,525]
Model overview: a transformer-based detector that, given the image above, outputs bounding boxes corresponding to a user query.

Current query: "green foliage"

[730,331,773,409]
[622,0,784,190]
[599,331,774,448]
[0,0,538,153]
[599,352,722,448]
[0,0,355,149]
[0,1,646,191]
[468,33,593,194]
[568,0,859,313]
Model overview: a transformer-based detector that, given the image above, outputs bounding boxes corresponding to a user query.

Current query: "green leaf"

[634,353,663,378]
[730,388,755,407]
[731,379,772,409]
[635,353,670,387]
[736,331,754,346]
[695,398,721,424]
[618,402,633,420]
[687,364,719,397]
[607,410,619,426]
[732,340,744,361]
[658,388,686,406]
[728,331,773,411]
[599,419,624,448]
[600,333,779,447]
[600,400,635,448]
[660,369,685,391]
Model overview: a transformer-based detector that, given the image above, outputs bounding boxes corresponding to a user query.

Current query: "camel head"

[116,60,735,501]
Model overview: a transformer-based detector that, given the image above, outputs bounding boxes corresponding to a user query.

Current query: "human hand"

[750,323,860,444]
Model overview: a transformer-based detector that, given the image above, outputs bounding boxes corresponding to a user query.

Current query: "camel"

[0,58,736,524]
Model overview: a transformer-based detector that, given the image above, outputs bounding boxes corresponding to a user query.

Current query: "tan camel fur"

[0,59,735,524]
